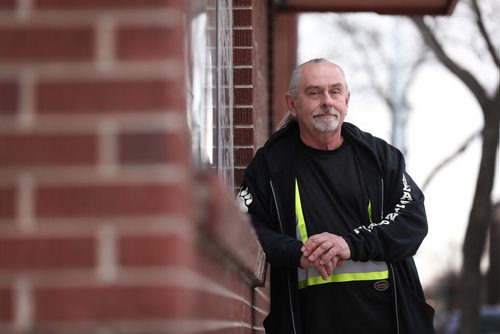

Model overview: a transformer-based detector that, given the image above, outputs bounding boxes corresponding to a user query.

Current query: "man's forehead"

[305,82,345,89]
[300,63,345,84]
[302,61,342,73]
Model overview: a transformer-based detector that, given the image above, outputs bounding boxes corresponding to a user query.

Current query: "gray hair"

[287,58,348,99]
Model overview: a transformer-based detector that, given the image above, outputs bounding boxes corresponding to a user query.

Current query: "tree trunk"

[411,6,499,332]
[459,102,499,334]
[486,202,500,305]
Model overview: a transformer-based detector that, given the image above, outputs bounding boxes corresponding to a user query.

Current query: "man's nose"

[320,92,334,108]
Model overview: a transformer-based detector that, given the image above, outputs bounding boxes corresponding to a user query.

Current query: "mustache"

[312,109,340,118]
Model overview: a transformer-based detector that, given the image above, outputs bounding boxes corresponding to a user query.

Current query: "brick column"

[233,0,270,187]
[0,0,193,332]
[0,0,268,333]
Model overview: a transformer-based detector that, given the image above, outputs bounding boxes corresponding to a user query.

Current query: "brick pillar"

[0,0,194,332]
[233,0,270,187]
[0,0,268,333]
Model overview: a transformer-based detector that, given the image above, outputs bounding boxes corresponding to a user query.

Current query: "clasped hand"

[300,232,351,280]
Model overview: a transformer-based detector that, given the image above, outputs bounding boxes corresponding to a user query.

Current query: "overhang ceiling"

[275,0,458,15]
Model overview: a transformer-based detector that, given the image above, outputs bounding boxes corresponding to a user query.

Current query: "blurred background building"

[0,0,465,333]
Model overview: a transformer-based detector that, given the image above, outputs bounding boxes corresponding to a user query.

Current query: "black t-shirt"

[295,138,395,334]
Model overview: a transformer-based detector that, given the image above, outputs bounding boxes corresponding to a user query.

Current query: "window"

[187,1,234,189]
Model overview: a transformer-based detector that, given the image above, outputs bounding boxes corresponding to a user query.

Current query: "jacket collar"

[264,122,298,177]
[263,120,382,177]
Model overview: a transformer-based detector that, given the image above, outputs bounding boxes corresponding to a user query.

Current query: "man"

[238,58,435,333]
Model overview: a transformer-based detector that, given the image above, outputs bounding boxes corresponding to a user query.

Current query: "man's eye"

[307,92,319,99]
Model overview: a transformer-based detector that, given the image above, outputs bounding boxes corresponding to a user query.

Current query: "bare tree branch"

[335,18,391,103]
[411,17,488,104]
[402,48,428,95]
[471,0,500,70]
[335,17,420,114]
[422,130,481,191]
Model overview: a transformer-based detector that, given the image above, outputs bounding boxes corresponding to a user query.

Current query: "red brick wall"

[0,0,268,333]
[233,0,270,187]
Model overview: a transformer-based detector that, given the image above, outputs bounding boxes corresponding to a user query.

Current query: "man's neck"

[300,131,343,151]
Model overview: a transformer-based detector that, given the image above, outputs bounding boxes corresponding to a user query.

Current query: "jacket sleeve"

[239,149,303,269]
[344,145,429,262]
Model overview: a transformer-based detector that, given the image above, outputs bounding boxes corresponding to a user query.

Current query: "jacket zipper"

[380,178,385,221]
[270,180,298,334]
[390,262,401,333]
[381,178,400,334]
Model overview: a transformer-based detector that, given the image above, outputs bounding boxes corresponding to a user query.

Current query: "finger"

[300,255,318,270]
[300,255,311,269]
[330,255,339,269]
[307,240,333,262]
[319,246,337,265]
[325,259,334,276]
[301,238,319,257]
[302,233,331,256]
[317,264,329,280]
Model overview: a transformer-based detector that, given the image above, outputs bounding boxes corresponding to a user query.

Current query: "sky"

[298,13,499,287]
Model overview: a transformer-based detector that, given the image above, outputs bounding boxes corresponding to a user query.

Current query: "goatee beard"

[312,109,340,132]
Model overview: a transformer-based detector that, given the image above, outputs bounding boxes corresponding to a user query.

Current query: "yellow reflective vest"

[295,180,389,289]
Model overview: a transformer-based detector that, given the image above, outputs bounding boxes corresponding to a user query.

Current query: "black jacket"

[240,121,435,334]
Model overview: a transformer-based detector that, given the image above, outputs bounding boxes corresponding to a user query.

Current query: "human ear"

[285,94,297,117]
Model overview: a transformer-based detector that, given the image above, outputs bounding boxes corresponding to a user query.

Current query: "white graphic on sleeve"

[354,174,413,234]
[237,187,253,213]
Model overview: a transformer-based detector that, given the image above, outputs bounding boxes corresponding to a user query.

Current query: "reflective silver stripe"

[298,260,389,289]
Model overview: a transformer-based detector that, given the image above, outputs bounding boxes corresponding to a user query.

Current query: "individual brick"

[36,184,188,218]
[0,288,13,321]
[233,67,252,86]
[234,87,252,105]
[0,134,97,167]
[0,236,95,270]
[35,0,181,10]
[233,127,254,146]
[0,81,18,115]
[233,29,252,48]
[0,187,15,219]
[0,27,93,62]
[119,132,188,164]
[233,49,252,66]
[115,26,184,60]
[119,234,194,267]
[37,80,183,114]
[35,285,195,321]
